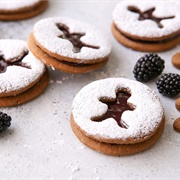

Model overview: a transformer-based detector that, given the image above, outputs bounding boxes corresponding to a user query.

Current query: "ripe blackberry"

[133,53,165,82]
[156,73,180,96]
[0,112,12,133]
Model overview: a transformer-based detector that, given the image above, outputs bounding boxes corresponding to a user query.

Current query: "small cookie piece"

[71,78,165,156]
[0,39,49,107]
[175,98,180,111]
[112,1,180,52]
[28,17,112,74]
[172,53,180,69]
[173,117,180,133]
[0,0,48,21]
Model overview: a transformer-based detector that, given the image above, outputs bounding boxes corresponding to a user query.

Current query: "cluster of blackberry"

[0,112,11,133]
[133,53,180,97]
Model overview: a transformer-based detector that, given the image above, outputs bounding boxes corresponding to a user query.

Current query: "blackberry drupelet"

[156,73,180,96]
[133,53,165,82]
[0,112,12,133]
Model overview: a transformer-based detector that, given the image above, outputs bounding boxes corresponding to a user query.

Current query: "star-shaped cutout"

[0,51,30,73]
[57,23,99,53]
[92,91,135,129]
[128,6,175,28]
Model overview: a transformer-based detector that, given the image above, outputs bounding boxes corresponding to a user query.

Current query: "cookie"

[112,1,180,52]
[173,117,180,133]
[0,0,48,21]
[28,17,112,74]
[175,98,180,111]
[0,39,49,107]
[172,53,180,69]
[70,78,165,156]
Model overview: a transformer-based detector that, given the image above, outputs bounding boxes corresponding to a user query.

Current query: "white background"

[0,0,180,179]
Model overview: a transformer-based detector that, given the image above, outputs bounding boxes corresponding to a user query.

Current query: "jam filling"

[0,51,30,73]
[128,6,175,28]
[93,91,135,128]
[56,23,99,53]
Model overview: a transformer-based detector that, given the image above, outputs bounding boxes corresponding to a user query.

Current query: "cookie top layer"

[33,17,111,62]
[112,1,180,40]
[72,78,164,144]
[0,0,40,11]
[0,39,45,97]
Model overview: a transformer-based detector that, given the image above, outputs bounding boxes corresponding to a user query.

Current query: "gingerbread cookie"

[0,0,48,21]
[71,78,165,156]
[28,17,112,74]
[172,53,180,69]
[0,39,49,107]
[112,1,180,52]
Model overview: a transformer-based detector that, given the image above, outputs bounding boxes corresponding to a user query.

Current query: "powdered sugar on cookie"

[113,1,180,38]
[33,17,111,61]
[0,0,40,11]
[0,39,45,95]
[72,78,164,143]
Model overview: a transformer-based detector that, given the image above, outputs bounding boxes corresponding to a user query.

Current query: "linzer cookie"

[28,17,112,73]
[0,39,49,107]
[0,0,48,21]
[112,1,180,52]
[71,78,165,156]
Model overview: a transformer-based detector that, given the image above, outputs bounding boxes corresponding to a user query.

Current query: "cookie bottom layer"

[112,23,180,52]
[0,70,49,107]
[70,114,165,156]
[0,1,48,21]
[28,33,108,74]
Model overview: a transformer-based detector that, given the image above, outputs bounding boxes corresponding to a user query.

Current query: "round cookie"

[173,117,180,133]
[71,78,165,156]
[172,53,180,69]
[0,39,49,107]
[0,0,48,21]
[112,1,180,52]
[175,98,180,111]
[28,17,112,74]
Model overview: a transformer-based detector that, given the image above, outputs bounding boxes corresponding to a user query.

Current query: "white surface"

[0,0,180,179]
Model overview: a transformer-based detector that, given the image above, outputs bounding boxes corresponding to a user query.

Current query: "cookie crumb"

[173,117,180,133]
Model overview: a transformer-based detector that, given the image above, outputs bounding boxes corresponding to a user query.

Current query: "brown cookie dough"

[0,0,48,21]
[173,117,180,133]
[172,53,180,69]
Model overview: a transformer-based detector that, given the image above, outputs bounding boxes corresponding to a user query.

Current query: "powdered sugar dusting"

[0,0,40,11]
[0,39,45,94]
[112,1,180,38]
[72,78,164,141]
[33,17,112,61]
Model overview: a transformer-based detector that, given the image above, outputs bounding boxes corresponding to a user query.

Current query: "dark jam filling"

[57,23,99,53]
[128,6,175,28]
[0,51,30,73]
[93,91,135,128]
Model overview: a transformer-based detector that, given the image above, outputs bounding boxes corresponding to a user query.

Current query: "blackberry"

[133,53,165,82]
[156,73,180,96]
[0,112,12,133]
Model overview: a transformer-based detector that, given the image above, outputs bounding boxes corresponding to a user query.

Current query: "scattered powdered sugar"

[0,0,40,11]
[0,39,45,94]
[72,78,164,141]
[112,1,180,38]
[33,17,112,61]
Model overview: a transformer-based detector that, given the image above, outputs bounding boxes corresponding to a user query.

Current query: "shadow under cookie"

[28,33,108,74]
[112,23,180,52]
[0,1,48,21]
[70,114,165,156]
[0,70,49,107]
